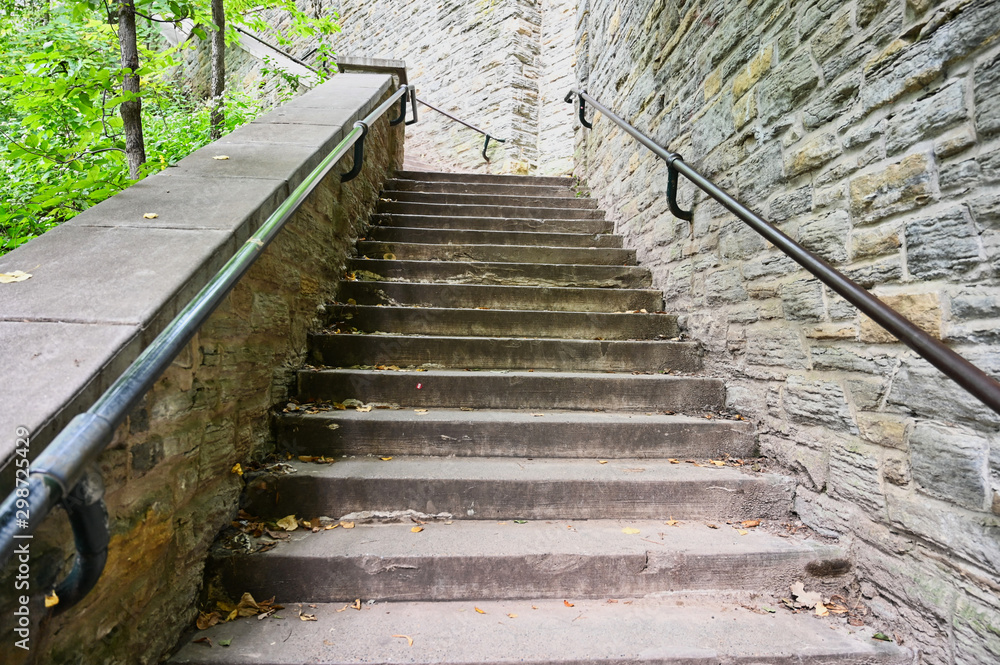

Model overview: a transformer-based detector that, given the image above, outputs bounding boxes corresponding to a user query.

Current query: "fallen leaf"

[142,212,159,219]
[789,582,823,609]
[762,606,776,613]
[236,593,260,617]
[276,515,298,531]
[849,616,865,627]
[709,460,725,466]
[336,604,350,612]
[193,637,212,647]
[218,639,232,647]
[507,613,517,618]
[380,456,394,461]
[44,590,58,608]
[197,611,222,630]
[213,155,230,160]
[383,253,397,260]
[814,602,829,617]
[668,458,680,464]
[392,634,413,646]
[531,413,545,417]
[607,599,618,603]
[563,600,574,607]
[411,526,424,533]
[665,518,680,526]
[514,519,527,524]
[299,611,317,621]
[737,529,749,536]
[351,598,361,610]
[872,632,891,642]
[598,460,608,464]
[0,271,32,283]
[706,523,718,529]
[741,519,761,528]
[475,607,486,614]
[622,527,640,534]
[231,463,243,476]
[414,409,428,414]
[357,405,373,412]
[340,521,355,529]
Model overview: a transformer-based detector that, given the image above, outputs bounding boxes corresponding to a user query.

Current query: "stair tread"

[171,596,910,665]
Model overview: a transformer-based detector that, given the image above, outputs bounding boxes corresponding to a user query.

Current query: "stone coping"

[0,72,394,472]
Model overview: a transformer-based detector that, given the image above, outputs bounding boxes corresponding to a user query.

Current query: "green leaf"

[872,633,891,642]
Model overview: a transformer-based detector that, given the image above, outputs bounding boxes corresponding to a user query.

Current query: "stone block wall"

[0,74,403,664]
[573,0,1000,662]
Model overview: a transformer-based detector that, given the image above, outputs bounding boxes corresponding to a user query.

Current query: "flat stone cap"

[336,56,408,86]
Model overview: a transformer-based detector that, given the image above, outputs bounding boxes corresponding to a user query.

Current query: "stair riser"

[382,190,599,209]
[309,335,701,372]
[371,213,614,234]
[378,202,605,221]
[357,241,636,265]
[244,475,793,522]
[346,259,652,289]
[296,372,726,412]
[212,549,836,602]
[384,179,580,198]
[395,169,573,187]
[336,282,664,312]
[326,306,680,340]
[366,227,623,248]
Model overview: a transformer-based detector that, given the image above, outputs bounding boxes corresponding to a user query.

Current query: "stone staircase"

[170,171,910,664]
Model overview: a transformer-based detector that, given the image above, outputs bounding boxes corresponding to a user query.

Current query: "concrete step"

[336,281,663,312]
[275,409,755,459]
[296,369,725,412]
[243,458,793,521]
[395,169,575,187]
[309,334,700,372]
[384,177,581,198]
[377,201,605,221]
[356,241,636,265]
[171,596,912,665]
[382,189,600,210]
[365,226,623,248]
[371,212,614,234]
[326,305,680,340]
[345,259,652,289]
[204,520,850,602]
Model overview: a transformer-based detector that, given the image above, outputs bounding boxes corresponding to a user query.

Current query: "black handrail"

[0,83,411,612]
[566,88,1000,416]
[416,97,506,161]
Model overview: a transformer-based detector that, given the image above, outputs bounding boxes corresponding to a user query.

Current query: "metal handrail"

[0,83,411,612]
[416,97,506,161]
[565,88,1000,415]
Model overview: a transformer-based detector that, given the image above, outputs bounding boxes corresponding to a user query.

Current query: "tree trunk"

[118,0,146,179]
[209,0,225,139]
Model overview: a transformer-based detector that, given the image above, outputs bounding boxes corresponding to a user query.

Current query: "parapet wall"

[0,73,403,664]
[573,0,1000,662]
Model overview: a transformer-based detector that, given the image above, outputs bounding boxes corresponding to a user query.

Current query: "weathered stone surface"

[769,185,812,222]
[705,267,748,304]
[691,93,736,159]
[935,129,975,159]
[758,53,819,126]
[846,377,885,409]
[741,252,799,280]
[800,0,838,38]
[860,292,941,343]
[882,456,911,486]
[974,46,1000,138]
[799,210,850,264]
[950,287,1000,320]
[843,257,903,287]
[979,147,1000,182]
[888,354,1000,426]
[746,326,809,369]
[829,443,885,514]
[954,588,1000,664]
[851,224,901,260]
[811,346,894,374]
[784,375,857,432]
[940,159,980,190]
[849,152,935,224]
[803,73,860,130]
[781,279,825,321]
[885,80,967,155]
[857,0,887,27]
[812,10,853,63]
[969,192,1000,227]
[843,117,887,149]
[911,421,990,511]
[784,133,842,179]
[856,412,908,449]
[732,91,757,129]
[905,207,981,280]
[738,142,785,202]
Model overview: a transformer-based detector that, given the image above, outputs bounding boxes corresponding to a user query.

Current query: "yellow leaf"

[213,155,230,160]
[226,609,238,622]
[622,527,640,535]
[710,460,726,466]
[392,634,413,646]
[44,590,59,608]
[340,521,355,529]
[411,526,423,533]
[665,518,680,526]
[143,212,159,219]
[598,460,608,464]
[0,271,32,283]
[276,515,298,531]
[475,607,486,614]
[231,463,243,475]
[383,253,396,260]
[299,611,317,621]
[814,602,829,617]
[737,529,749,536]
[380,456,393,461]
[414,409,429,414]
[507,613,517,618]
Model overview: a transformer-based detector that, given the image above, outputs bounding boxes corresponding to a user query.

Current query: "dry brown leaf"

[411,526,424,533]
[706,523,719,529]
[709,460,725,466]
[563,600,574,607]
[814,602,829,617]
[392,634,414,646]
[507,613,517,618]
[193,637,212,647]
[607,599,618,603]
[197,611,222,630]
[475,607,486,614]
[276,515,298,531]
[357,405,373,412]
[531,605,538,609]
[299,611,317,621]
[340,521,355,529]
[351,598,361,610]
[790,582,823,609]
[741,519,761,528]
[665,518,680,526]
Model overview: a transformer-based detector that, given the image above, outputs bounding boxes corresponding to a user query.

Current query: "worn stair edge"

[366,226,624,248]
[378,201,606,221]
[207,520,851,602]
[394,169,575,187]
[275,409,755,459]
[325,305,680,340]
[381,189,600,209]
[346,259,653,289]
[243,458,793,521]
[170,597,913,665]
[336,281,664,313]
[384,178,584,197]
[296,369,725,412]
[371,213,614,234]
[309,334,701,372]
[356,241,637,265]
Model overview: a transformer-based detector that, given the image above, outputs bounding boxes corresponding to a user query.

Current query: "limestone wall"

[573,0,1000,662]
[0,74,403,664]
